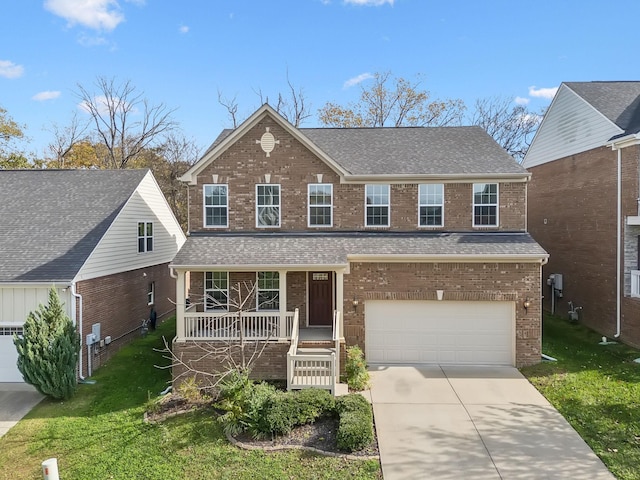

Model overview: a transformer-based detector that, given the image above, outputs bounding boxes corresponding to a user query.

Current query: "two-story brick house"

[170,104,547,389]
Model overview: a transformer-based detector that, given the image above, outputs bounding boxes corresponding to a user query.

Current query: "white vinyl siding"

[203,184,228,228]
[308,184,333,227]
[365,184,390,227]
[523,84,623,168]
[418,184,444,227]
[473,183,499,227]
[256,184,281,228]
[76,171,186,282]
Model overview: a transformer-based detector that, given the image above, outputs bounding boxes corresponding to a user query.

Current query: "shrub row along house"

[525,81,640,347]
[0,169,185,382]
[170,104,548,391]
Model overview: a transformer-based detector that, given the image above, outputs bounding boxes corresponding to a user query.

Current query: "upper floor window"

[419,184,444,227]
[256,184,281,228]
[204,184,228,228]
[138,222,153,253]
[257,271,279,311]
[308,184,333,227]
[205,271,228,311]
[473,183,498,227]
[365,184,390,227]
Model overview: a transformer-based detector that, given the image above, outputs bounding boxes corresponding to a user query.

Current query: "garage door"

[0,324,24,382]
[365,300,514,365]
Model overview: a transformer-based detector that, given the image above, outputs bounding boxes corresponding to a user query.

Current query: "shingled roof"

[565,81,640,135]
[0,169,148,283]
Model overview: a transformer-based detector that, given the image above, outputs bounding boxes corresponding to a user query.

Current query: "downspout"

[70,282,85,380]
[615,146,622,338]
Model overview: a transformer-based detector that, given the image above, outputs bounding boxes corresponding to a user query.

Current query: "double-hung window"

[204,184,228,227]
[257,272,279,311]
[418,184,444,227]
[473,183,499,227]
[308,184,333,227]
[365,184,390,227]
[256,184,281,227]
[205,272,229,311]
[137,222,153,253]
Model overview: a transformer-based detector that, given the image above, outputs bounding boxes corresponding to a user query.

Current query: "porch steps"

[296,347,334,355]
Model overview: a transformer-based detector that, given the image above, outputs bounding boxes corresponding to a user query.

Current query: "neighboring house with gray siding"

[0,169,186,382]
[170,104,548,391]
[524,81,640,347]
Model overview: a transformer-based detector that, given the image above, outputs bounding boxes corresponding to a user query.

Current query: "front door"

[308,272,333,326]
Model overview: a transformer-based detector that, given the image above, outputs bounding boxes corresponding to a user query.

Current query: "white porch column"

[335,269,344,339]
[176,270,186,340]
[278,270,288,338]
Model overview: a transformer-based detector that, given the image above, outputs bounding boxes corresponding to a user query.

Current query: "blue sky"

[3,0,640,158]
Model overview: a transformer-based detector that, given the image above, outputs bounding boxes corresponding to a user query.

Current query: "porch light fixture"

[523,298,531,311]
[352,297,359,312]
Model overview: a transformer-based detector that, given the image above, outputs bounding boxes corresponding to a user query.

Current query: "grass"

[0,319,380,480]
[522,314,640,480]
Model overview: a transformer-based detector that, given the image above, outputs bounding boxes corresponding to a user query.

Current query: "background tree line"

[0,72,543,231]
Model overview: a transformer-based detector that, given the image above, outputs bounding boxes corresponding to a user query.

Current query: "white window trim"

[147,282,155,306]
[137,221,153,253]
[256,271,279,311]
[307,183,333,228]
[205,271,229,311]
[418,183,444,228]
[364,184,391,228]
[472,183,499,228]
[256,184,281,228]
[203,184,229,228]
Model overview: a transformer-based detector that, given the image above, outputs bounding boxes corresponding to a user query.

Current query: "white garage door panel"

[0,326,23,382]
[365,300,514,366]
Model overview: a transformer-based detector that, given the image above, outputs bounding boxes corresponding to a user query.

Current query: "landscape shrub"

[335,394,374,452]
[345,346,370,391]
[265,388,336,436]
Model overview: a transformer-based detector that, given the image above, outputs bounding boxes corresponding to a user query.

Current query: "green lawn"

[522,314,640,480]
[0,320,380,480]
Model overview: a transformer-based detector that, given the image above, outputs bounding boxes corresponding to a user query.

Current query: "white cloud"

[32,90,61,101]
[0,60,24,79]
[179,24,189,34]
[44,0,124,31]
[343,72,374,89]
[78,95,137,116]
[344,0,394,5]
[514,96,530,105]
[528,86,558,100]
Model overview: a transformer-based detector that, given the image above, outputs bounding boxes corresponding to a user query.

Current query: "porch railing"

[287,308,337,395]
[182,311,295,340]
[632,270,640,297]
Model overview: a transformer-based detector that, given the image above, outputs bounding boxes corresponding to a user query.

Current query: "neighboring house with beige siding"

[0,169,186,382]
[524,81,640,347]
[171,104,548,392]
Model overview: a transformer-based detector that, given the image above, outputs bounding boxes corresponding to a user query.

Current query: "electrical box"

[104,335,112,345]
[91,323,101,342]
[86,333,95,346]
[552,274,563,290]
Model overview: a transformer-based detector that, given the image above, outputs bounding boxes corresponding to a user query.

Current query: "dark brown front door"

[309,272,333,326]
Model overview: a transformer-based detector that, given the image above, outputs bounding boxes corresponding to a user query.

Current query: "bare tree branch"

[46,112,89,168]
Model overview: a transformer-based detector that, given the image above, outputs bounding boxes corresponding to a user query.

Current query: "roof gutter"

[347,253,549,263]
[340,172,531,184]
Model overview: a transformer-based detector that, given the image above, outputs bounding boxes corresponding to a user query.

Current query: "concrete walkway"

[0,383,43,438]
[369,366,614,480]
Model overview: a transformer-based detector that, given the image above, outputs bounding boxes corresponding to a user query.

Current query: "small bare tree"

[76,76,178,169]
[217,90,239,129]
[157,281,279,390]
[46,112,89,168]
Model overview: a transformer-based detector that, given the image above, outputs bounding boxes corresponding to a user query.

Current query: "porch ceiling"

[170,232,548,270]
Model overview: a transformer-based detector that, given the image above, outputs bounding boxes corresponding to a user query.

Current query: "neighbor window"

[365,184,390,227]
[419,184,444,227]
[256,184,281,227]
[473,183,498,227]
[205,272,229,311]
[308,184,333,227]
[204,184,228,227]
[257,272,279,310]
[137,222,153,252]
[147,282,155,306]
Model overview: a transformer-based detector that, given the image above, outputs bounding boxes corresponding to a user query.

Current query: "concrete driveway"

[0,383,43,438]
[369,366,614,480]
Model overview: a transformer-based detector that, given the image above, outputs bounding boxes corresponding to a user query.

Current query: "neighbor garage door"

[0,323,23,382]
[365,300,514,365]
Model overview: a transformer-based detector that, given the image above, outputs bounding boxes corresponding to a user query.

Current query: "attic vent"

[256,127,279,157]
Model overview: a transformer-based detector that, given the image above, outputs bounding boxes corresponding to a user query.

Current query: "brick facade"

[188,117,527,233]
[77,262,175,376]
[528,144,640,346]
